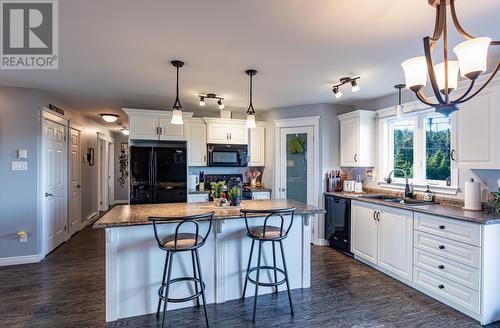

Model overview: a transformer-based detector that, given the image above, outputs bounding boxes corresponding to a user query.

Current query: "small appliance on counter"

[343,180,356,192]
[188,174,199,192]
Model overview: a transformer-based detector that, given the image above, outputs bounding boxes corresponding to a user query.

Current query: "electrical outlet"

[12,161,27,171]
[17,149,27,159]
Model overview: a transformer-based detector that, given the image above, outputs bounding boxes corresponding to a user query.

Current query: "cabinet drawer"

[414,249,480,291]
[413,266,480,314]
[414,231,481,269]
[414,213,481,246]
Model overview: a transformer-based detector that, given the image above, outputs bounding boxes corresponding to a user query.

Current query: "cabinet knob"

[451,149,456,161]
[438,265,445,270]
[438,225,445,230]
[438,284,445,289]
[354,154,357,162]
[438,245,445,250]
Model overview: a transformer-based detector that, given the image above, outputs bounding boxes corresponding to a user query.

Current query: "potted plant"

[210,181,228,206]
[228,186,241,206]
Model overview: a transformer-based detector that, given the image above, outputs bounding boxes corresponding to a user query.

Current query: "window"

[381,109,454,188]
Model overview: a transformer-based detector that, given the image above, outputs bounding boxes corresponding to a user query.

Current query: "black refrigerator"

[129,141,187,204]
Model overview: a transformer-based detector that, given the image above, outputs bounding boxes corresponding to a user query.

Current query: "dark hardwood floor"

[1,217,498,328]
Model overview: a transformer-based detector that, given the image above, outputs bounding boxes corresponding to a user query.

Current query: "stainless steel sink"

[359,194,438,206]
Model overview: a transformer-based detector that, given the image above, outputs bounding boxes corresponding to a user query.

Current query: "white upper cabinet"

[187,119,207,166]
[338,110,376,167]
[204,118,248,145]
[249,123,265,166]
[451,84,500,169]
[123,108,193,141]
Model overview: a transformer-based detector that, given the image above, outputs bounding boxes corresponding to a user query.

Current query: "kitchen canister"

[464,178,482,211]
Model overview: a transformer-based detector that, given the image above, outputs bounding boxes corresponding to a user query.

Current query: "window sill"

[377,181,459,196]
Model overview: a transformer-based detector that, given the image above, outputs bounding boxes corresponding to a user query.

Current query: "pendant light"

[170,60,184,125]
[401,0,499,116]
[245,69,257,129]
[394,84,405,119]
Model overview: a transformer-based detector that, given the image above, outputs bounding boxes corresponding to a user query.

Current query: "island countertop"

[93,199,325,229]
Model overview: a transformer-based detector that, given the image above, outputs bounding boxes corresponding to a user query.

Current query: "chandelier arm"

[415,91,439,107]
[456,60,500,104]
[450,79,475,104]
[450,0,500,45]
[424,36,445,104]
[430,1,445,42]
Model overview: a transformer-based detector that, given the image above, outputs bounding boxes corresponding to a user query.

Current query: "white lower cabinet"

[351,201,413,280]
[251,191,271,200]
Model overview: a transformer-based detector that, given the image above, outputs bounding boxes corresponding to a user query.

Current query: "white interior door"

[108,141,114,206]
[69,128,81,235]
[43,119,68,254]
[98,138,109,211]
[278,127,314,204]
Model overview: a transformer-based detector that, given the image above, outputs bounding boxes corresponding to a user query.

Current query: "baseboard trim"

[0,253,43,267]
[80,211,99,230]
[313,238,329,246]
[114,199,128,204]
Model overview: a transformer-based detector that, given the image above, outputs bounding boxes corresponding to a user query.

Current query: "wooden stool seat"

[248,226,282,239]
[162,233,203,249]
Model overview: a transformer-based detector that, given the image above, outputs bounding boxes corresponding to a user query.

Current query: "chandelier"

[401,0,499,116]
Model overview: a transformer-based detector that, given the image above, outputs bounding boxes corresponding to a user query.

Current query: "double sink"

[359,194,438,206]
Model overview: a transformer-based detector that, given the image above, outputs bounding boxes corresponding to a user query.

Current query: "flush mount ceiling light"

[101,114,118,123]
[394,84,406,119]
[170,60,184,125]
[245,69,258,129]
[332,76,360,99]
[401,0,499,116]
[121,128,129,136]
[198,93,225,109]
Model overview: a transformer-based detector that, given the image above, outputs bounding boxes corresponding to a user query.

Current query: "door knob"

[45,193,53,197]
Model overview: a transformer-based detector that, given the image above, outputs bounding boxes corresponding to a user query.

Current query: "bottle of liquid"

[423,185,433,201]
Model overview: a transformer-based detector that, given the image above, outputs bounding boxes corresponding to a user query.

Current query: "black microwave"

[207,144,248,167]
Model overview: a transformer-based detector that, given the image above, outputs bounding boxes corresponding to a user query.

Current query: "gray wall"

[0,87,112,260]
[0,87,41,257]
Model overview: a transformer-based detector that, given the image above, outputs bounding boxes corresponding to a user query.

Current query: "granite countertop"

[93,199,325,229]
[325,191,500,225]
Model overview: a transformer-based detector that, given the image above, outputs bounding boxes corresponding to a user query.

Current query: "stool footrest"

[158,277,205,303]
[247,266,286,287]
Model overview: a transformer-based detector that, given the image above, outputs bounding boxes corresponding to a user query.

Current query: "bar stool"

[240,207,296,322]
[149,211,215,328]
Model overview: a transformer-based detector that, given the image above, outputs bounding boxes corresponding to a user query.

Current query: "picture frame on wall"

[121,142,128,151]
[87,148,95,166]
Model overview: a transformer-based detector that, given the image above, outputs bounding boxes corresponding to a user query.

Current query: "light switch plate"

[12,161,28,171]
[17,149,27,159]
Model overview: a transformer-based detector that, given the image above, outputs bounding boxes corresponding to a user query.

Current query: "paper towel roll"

[464,179,482,211]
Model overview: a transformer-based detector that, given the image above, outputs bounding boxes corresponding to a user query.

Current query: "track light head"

[351,80,360,92]
[217,99,224,109]
[333,87,342,99]
[199,96,205,106]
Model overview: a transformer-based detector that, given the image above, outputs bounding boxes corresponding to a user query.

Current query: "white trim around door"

[273,116,321,245]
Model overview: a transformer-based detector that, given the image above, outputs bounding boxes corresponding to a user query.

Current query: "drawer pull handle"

[439,225,446,230]
[438,265,445,270]
[438,245,445,250]
[438,284,445,289]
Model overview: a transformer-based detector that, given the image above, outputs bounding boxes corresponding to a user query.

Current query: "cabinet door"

[208,124,229,144]
[351,203,378,263]
[452,90,499,168]
[249,126,265,166]
[377,208,413,280]
[129,116,159,140]
[158,118,186,140]
[228,126,248,145]
[340,118,358,166]
[187,121,207,166]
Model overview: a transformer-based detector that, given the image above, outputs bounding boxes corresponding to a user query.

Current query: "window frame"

[378,108,458,193]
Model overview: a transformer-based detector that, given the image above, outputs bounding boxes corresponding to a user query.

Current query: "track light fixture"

[332,76,360,99]
[198,93,224,109]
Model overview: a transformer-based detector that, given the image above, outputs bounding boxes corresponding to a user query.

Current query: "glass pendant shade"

[434,60,460,93]
[401,56,428,92]
[246,113,256,128]
[453,37,491,80]
[395,105,403,119]
[171,109,183,125]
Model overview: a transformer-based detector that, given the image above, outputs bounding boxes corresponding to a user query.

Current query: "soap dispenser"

[423,185,433,202]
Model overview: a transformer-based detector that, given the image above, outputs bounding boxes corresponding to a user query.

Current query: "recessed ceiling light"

[101,114,118,123]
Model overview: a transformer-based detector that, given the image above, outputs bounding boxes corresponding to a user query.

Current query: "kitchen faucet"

[385,168,414,198]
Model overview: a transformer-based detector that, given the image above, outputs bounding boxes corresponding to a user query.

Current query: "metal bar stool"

[149,211,215,328]
[240,207,296,322]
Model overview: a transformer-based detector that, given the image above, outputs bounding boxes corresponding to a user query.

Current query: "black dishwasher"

[325,195,352,255]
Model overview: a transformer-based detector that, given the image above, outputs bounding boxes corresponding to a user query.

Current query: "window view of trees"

[425,116,451,181]
[393,125,414,178]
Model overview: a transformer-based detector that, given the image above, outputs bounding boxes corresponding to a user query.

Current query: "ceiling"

[1,0,499,126]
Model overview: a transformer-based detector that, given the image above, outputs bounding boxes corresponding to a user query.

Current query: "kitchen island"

[93,199,324,322]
